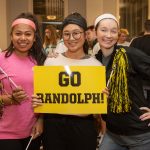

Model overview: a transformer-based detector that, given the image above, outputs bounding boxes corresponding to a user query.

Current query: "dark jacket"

[130,35,150,56]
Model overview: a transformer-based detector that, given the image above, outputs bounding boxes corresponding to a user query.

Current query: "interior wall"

[0,0,33,50]
[86,0,103,26]
[1,0,149,49]
[148,0,150,19]
[68,0,86,18]
[103,0,118,15]
[7,0,33,44]
[0,0,8,50]
[86,0,119,26]
[64,0,69,18]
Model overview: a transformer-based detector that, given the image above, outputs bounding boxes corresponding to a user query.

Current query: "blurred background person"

[43,25,58,55]
[55,38,68,54]
[130,19,150,102]
[86,25,100,55]
[130,19,150,56]
[117,28,130,46]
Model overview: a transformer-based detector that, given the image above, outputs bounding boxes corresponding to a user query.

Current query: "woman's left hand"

[102,87,109,98]
[139,107,150,126]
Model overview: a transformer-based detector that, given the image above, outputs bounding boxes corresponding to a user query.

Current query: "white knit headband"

[94,13,119,27]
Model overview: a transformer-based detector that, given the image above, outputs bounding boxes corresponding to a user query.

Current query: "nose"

[69,33,74,40]
[106,31,111,37]
[20,34,26,40]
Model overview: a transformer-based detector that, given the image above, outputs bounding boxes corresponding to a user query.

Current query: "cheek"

[114,34,119,41]
[11,34,17,41]
[96,34,103,43]
[96,30,103,38]
[29,36,36,43]
[79,37,86,46]
[63,40,67,45]
[11,38,18,46]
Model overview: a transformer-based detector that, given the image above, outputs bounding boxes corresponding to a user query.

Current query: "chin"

[68,48,77,52]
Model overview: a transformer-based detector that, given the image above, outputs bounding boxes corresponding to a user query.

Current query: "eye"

[63,33,70,36]
[100,29,107,32]
[25,33,32,36]
[73,32,82,38]
[111,30,118,34]
[15,32,22,36]
[73,32,80,35]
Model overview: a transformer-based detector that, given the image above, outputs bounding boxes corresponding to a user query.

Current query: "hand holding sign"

[32,95,43,108]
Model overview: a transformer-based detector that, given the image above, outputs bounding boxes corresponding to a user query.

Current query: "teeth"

[19,44,27,46]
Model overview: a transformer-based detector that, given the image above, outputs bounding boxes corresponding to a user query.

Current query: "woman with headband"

[0,12,46,150]
[32,12,109,150]
[94,13,150,150]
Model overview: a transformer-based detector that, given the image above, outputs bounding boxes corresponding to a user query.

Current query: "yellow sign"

[33,66,107,114]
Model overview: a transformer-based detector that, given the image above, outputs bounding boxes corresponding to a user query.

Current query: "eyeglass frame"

[62,31,84,40]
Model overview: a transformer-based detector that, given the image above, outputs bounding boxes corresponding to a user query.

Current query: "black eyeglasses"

[62,31,84,40]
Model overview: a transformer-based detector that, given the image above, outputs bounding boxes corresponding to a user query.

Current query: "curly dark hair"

[5,12,46,65]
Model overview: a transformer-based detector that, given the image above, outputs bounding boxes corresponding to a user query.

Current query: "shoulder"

[44,54,65,66]
[86,56,102,66]
[130,36,142,45]
[119,46,148,59]
[0,51,7,61]
[0,52,10,68]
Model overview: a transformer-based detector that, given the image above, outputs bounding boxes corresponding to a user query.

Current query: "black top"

[95,45,150,135]
[130,35,150,84]
[130,35,150,56]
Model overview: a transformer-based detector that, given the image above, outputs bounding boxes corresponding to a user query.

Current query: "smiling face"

[96,19,119,51]
[11,23,35,56]
[62,24,85,54]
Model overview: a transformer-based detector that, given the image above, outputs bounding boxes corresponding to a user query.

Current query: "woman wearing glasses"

[0,12,46,150]
[32,12,106,150]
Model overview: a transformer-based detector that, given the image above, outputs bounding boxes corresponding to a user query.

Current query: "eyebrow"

[14,30,33,32]
[100,26,118,30]
[63,29,83,32]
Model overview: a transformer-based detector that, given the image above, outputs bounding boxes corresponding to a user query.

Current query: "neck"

[64,50,85,59]
[101,46,114,57]
[14,50,29,57]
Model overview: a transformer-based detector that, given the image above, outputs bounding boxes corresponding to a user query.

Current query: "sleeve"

[127,47,150,80]
[129,38,137,47]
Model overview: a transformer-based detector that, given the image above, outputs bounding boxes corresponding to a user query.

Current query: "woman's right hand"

[32,95,43,108]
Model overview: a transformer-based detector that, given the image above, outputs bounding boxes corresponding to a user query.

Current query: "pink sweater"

[0,52,37,139]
